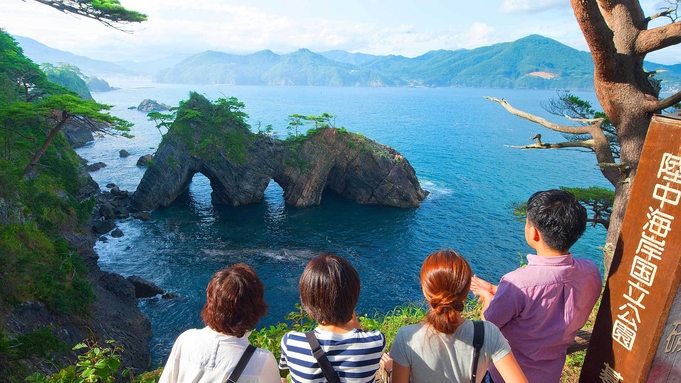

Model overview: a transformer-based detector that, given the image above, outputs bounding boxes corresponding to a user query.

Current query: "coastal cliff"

[0,136,151,380]
[131,93,426,210]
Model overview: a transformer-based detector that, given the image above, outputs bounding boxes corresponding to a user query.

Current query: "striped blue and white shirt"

[279,328,385,383]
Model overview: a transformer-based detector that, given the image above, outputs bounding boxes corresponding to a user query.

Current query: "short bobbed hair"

[201,263,267,337]
[526,189,587,252]
[299,253,360,325]
[420,249,472,334]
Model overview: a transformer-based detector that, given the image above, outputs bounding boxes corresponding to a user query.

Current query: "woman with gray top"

[387,250,527,383]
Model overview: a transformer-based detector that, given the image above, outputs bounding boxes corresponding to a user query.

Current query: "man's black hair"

[526,189,587,252]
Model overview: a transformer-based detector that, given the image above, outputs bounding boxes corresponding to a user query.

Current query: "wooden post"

[580,115,681,382]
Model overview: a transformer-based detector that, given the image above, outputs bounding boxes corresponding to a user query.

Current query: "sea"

[77,82,610,366]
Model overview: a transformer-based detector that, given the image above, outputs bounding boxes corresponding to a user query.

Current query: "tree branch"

[30,0,146,32]
[505,139,596,150]
[486,97,594,135]
[646,8,674,22]
[635,22,681,55]
[487,95,620,186]
[651,90,681,111]
[570,0,619,76]
[565,115,607,124]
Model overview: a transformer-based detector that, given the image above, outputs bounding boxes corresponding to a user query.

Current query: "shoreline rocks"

[137,99,171,112]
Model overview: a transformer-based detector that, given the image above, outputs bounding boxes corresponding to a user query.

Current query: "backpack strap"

[305,331,341,383]
[471,321,485,383]
[227,344,256,383]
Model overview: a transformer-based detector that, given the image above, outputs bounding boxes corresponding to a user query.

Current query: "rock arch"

[131,94,426,211]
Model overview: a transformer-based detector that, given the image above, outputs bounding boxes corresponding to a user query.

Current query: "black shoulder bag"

[227,344,257,383]
[471,321,485,383]
[305,331,341,383]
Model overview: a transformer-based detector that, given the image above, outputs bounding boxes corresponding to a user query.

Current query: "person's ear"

[527,223,541,244]
[532,226,541,242]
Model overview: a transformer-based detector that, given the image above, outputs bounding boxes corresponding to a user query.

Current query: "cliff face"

[131,124,426,211]
[2,164,151,378]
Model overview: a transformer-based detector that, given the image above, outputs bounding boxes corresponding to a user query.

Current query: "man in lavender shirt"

[471,190,602,383]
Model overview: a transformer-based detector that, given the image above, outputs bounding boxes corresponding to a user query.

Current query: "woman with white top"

[159,263,280,383]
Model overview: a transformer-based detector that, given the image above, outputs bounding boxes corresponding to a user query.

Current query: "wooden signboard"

[580,115,681,382]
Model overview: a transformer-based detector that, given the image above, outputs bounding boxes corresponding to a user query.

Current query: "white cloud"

[500,0,568,13]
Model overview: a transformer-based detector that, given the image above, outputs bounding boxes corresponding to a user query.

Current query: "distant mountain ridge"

[152,35,681,90]
[13,34,681,90]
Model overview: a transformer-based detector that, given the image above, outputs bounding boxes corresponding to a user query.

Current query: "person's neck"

[534,248,569,257]
[529,240,569,257]
[317,322,356,334]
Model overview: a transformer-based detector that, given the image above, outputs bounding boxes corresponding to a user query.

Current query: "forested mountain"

[364,35,596,88]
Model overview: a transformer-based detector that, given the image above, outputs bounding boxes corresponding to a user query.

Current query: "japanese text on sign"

[612,153,680,351]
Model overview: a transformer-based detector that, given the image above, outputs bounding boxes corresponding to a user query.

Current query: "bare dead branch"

[486,96,594,135]
[646,8,674,22]
[505,139,596,150]
[636,22,681,55]
[487,95,620,186]
[565,115,607,124]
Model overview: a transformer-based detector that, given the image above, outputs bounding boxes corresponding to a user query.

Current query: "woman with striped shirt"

[279,253,385,383]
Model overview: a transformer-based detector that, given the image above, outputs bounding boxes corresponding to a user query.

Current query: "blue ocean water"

[78,83,610,365]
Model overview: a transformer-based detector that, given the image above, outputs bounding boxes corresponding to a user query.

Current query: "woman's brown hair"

[299,253,360,325]
[201,263,268,337]
[420,249,472,334]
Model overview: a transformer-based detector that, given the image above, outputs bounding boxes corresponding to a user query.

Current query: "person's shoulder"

[395,322,427,338]
[254,346,275,358]
[501,264,532,280]
[481,320,503,335]
[281,330,305,342]
[571,255,599,269]
[175,327,207,341]
[353,328,386,341]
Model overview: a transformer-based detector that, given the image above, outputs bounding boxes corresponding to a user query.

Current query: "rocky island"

[132,92,427,211]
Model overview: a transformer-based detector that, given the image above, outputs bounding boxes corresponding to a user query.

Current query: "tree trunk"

[23,112,70,176]
[569,0,675,270]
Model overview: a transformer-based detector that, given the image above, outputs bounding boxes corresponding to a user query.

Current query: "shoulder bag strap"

[471,321,485,383]
[305,331,342,383]
[227,344,257,383]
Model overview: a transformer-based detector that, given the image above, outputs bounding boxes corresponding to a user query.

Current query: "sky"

[1,0,680,64]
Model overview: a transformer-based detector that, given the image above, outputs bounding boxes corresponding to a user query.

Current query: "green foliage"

[147,111,175,136]
[168,92,252,163]
[0,31,132,177]
[31,0,147,26]
[41,63,92,101]
[24,340,160,383]
[541,90,619,158]
[0,223,94,314]
[560,186,614,228]
[285,113,335,140]
[1,328,69,361]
